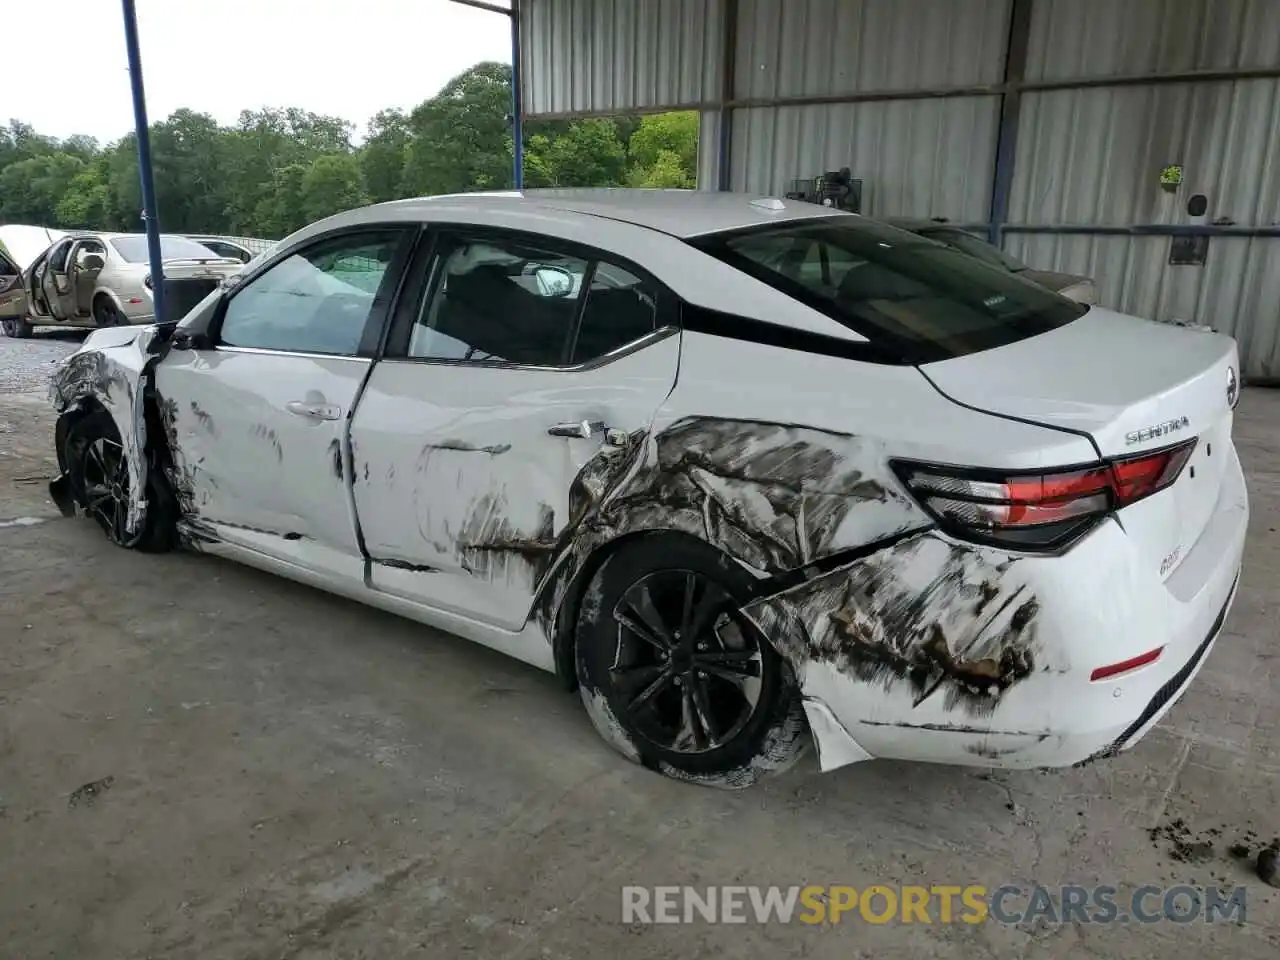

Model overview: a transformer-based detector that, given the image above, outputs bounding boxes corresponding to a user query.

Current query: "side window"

[568,264,657,364]
[204,240,251,263]
[73,239,105,267]
[0,252,16,278]
[409,236,588,365]
[219,231,401,356]
[49,241,73,272]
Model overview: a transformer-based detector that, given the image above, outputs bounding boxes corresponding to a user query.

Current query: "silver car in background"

[886,218,1097,304]
[9,233,242,337]
[184,235,277,264]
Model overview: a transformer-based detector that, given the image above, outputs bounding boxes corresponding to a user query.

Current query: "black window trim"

[201,223,419,360]
[380,223,678,372]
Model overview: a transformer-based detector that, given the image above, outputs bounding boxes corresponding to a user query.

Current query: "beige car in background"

[0,244,25,336]
[7,232,243,338]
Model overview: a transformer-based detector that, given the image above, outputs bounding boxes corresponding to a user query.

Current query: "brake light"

[892,438,1197,552]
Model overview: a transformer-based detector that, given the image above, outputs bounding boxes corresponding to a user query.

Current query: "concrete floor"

[1,332,1278,958]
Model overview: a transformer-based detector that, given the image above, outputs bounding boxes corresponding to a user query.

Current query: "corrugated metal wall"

[733,0,1010,96]
[725,0,1007,220]
[729,98,1000,221]
[521,0,724,115]
[518,0,1280,379]
[1009,0,1280,378]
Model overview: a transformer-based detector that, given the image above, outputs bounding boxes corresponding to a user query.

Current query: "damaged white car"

[47,190,1247,788]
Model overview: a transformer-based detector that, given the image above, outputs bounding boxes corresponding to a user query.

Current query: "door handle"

[548,419,604,439]
[286,400,341,421]
[547,419,629,447]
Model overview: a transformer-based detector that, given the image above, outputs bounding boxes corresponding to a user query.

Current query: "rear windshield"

[691,217,1086,363]
[110,236,225,263]
[920,228,1029,274]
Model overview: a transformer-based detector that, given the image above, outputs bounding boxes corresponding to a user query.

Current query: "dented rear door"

[351,232,679,631]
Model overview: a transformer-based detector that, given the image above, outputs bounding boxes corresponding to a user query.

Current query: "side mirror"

[170,329,213,351]
[533,265,574,298]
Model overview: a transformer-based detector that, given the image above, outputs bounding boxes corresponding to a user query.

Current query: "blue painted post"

[120,0,166,323]
[510,0,524,190]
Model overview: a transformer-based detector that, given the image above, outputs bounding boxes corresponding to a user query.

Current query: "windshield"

[110,236,227,263]
[921,228,1028,273]
[692,217,1086,363]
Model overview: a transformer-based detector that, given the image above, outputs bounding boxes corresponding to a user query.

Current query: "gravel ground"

[1,333,1278,958]
[0,328,84,396]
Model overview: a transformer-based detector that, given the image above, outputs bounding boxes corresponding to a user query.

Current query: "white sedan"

[46,190,1247,788]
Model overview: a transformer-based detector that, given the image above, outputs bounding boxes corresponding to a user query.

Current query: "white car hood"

[0,225,68,269]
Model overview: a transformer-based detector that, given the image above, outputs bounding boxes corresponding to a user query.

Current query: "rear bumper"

[749,441,1249,772]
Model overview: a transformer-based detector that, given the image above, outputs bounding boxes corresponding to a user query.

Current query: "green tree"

[55,164,114,228]
[0,153,86,223]
[361,108,411,203]
[0,64,696,240]
[253,163,309,238]
[626,112,698,187]
[403,61,515,195]
[301,154,369,223]
[524,119,627,187]
[148,109,230,233]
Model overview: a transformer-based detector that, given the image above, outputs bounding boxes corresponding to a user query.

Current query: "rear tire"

[63,410,176,552]
[2,316,33,338]
[92,296,124,328]
[575,536,807,789]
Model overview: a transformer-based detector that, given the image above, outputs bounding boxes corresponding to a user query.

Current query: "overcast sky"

[9,0,513,145]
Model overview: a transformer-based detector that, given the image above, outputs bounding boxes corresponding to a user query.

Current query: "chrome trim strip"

[380,325,678,373]
[214,345,373,363]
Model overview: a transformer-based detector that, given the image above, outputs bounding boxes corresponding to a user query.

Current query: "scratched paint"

[48,325,170,540]
[744,532,1042,718]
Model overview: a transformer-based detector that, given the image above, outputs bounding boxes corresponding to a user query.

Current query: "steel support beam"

[988,0,1033,248]
[716,0,739,191]
[120,0,165,323]
[510,0,523,188]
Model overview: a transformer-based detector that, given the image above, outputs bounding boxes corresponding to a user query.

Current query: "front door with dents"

[154,229,413,572]
[350,230,679,631]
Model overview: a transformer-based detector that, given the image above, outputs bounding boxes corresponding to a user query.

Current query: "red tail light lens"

[892,439,1197,552]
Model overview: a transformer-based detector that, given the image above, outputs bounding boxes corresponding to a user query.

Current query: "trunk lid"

[161,258,242,281]
[922,306,1239,579]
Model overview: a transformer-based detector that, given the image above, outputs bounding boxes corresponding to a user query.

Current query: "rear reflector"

[892,438,1197,552]
[1090,646,1164,682]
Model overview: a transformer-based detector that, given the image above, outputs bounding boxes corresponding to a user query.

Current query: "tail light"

[891,439,1197,552]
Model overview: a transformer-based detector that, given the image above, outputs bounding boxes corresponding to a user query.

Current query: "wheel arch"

[54,397,110,472]
[91,288,124,313]
[547,528,755,691]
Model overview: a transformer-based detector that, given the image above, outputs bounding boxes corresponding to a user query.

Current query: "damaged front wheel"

[576,536,807,788]
[63,410,176,552]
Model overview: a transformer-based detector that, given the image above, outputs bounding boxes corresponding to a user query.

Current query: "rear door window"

[693,217,1086,363]
[569,264,657,364]
[409,236,589,366]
